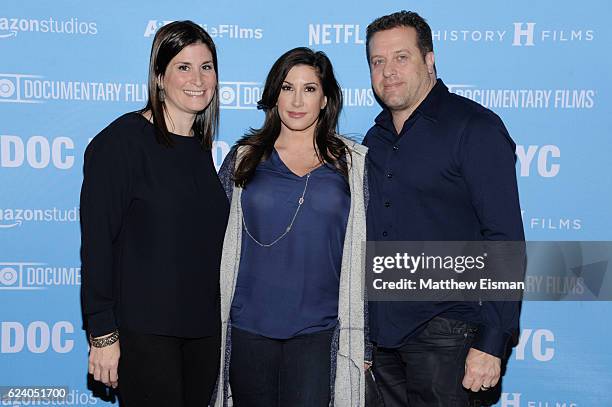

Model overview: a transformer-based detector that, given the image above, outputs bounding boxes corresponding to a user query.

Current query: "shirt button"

[386,172,393,179]
[382,231,388,237]
[393,145,399,151]
[384,201,391,208]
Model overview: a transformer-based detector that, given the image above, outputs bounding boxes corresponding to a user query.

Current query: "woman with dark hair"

[80,20,228,406]
[214,47,369,407]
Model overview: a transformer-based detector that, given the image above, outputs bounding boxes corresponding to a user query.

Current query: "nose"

[292,89,304,107]
[191,70,204,87]
[382,60,396,78]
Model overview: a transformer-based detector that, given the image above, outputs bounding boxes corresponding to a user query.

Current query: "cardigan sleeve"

[218,145,238,203]
[363,160,373,362]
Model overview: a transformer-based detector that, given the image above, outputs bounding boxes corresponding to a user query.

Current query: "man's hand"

[462,347,501,392]
[89,338,120,388]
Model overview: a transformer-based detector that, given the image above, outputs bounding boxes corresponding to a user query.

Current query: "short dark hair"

[141,20,219,149]
[233,47,348,187]
[366,10,434,62]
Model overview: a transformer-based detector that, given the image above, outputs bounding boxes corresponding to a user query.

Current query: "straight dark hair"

[233,47,347,187]
[140,20,219,149]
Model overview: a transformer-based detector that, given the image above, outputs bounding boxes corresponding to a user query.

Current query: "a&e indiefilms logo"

[144,20,263,40]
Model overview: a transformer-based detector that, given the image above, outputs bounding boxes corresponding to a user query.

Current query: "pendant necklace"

[242,172,311,248]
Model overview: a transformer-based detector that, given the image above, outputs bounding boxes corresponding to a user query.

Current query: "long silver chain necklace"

[242,172,311,248]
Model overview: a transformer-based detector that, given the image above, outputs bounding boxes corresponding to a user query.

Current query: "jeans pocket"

[452,329,476,379]
[427,316,477,336]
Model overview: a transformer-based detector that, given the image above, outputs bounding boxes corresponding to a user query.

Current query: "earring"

[159,88,165,103]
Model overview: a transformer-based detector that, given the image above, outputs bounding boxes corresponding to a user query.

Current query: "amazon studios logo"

[0,16,97,39]
[0,207,79,228]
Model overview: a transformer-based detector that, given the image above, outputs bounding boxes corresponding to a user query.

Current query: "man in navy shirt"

[363,11,524,406]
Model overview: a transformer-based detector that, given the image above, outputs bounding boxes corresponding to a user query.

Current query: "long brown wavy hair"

[233,47,348,187]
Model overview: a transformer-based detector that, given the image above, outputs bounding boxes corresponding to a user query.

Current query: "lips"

[287,111,306,119]
[184,89,205,96]
[383,82,403,90]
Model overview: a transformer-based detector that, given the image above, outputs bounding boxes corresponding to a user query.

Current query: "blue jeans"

[229,326,333,407]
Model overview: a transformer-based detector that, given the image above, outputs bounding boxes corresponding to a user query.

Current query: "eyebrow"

[283,80,319,86]
[370,49,412,60]
[175,60,213,65]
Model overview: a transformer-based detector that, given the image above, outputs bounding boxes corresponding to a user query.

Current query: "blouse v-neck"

[272,148,326,178]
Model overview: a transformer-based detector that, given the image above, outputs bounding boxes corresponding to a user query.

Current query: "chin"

[187,101,211,112]
[282,118,318,132]
[383,97,408,110]
[285,125,311,132]
[287,125,317,133]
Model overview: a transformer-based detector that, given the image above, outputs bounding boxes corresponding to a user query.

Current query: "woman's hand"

[88,335,120,388]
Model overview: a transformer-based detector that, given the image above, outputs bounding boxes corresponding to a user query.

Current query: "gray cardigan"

[214,136,370,407]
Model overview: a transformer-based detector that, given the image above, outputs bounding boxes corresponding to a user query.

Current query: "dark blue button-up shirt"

[231,149,350,339]
[364,79,524,357]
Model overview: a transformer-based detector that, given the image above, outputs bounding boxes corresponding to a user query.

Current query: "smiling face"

[159,42,216,125]
[276,64,327,135]
[368,26,435,118]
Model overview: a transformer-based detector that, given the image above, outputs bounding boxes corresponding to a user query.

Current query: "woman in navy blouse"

[214,48,370,406]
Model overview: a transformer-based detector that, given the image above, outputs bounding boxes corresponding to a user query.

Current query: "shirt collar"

[374,78,448,132]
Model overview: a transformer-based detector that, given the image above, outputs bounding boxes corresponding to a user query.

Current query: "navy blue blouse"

[231,149,350,339]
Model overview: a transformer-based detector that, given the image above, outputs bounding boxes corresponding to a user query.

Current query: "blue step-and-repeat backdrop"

[1,1,610,406]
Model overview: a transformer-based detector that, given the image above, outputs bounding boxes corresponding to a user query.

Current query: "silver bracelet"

[89,330,119,348]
